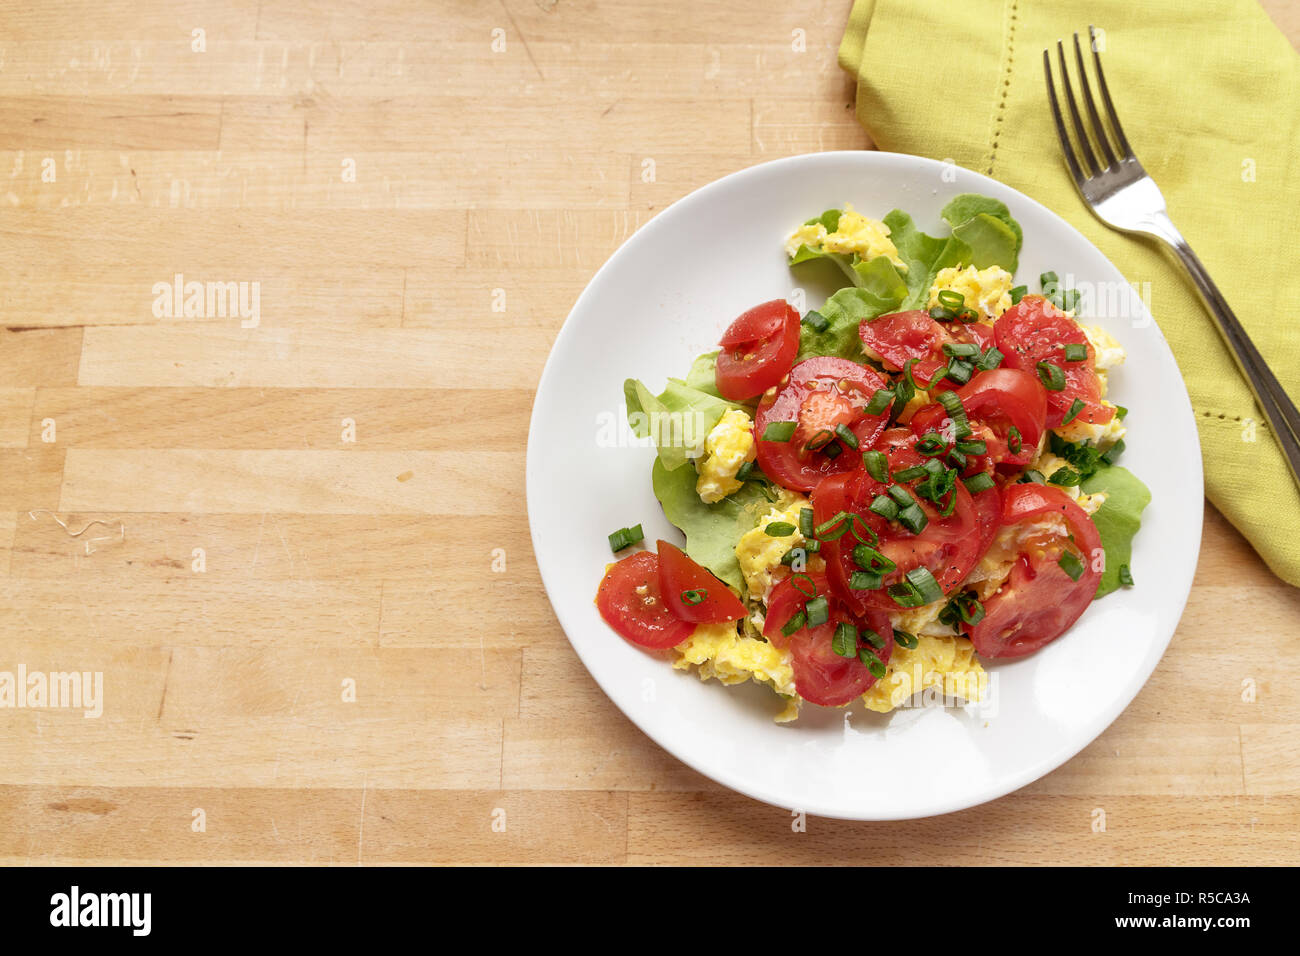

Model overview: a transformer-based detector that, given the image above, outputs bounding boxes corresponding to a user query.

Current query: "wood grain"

[0,0,1296,866]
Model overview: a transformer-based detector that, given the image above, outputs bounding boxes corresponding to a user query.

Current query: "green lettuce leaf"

[941,193,1024,266]
[683,350,722,396]
[624,376,743,473]
[797,260,909,360]
[1080,464,1151,598]
[882,209,971,309]
[651,458,770,593]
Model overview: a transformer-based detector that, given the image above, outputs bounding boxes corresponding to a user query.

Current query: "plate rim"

[525,149,1204,820]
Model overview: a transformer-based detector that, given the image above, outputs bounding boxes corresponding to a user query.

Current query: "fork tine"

[1043,48,1086,187]
[1072,32,1117,169]
[1088,24,1134,159]
[1056,40,1101,176]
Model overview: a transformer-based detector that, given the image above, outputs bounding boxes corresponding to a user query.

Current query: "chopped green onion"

[870,495,899,521]
[823,442,842,459]
[804,428,834,452]
[1008,425,1022,455]
[897,503,928,534]
[922,458,945,477]
[1061,397,1086,425]
[887,581,924,608]
[893,464,928,482]
[864,388,894,416]
[804,595,830,627]
[814,511,848,538]
[850,570,882,590]
[1020,469,1045,484]
[831,621,858,658]
[890,374,915,422]
[1063,342,1088,362]
[853,544,896,574]
[1118,563,1134,587]
[942,342,980,358]
[1047,466,1081,487]
[956,307,980,323]
[888,484,916,507]
[834,423,859,450]
[736,460,756,481]
[1010,285,1028,304]
[944,359,973,385]
[762,421,797,442]
[781,609,806,637]
[1115,405,1129,420]
[791,574,817,598]
[861,627,886,649]
[802,310,829,333]
[962,471,996,494]
[956,438,987,455]
[1058,549,1085,582]
[680,589,706,606]
[860,648,887,679]
[1100,438,1126,465]
[862,449,889,483]
[893,629,919,649]
[1036,361,1066,391]
[975,346,1004,371]
[914,433,947,457]
[928,305,955,322]
[779,547,807,567]
[936,289,966,312]
[947,449,968,470]
[905,566,943,604]
[798,507,815,537]
[936,390,971,438]
[607,524,644,553]
[1040,271,1059,289]
[764,521,797,537]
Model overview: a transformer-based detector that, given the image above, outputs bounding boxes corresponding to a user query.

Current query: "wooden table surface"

[1,0,1297,866]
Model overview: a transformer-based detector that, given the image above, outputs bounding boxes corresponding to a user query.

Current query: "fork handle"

[1143,213,1300,492]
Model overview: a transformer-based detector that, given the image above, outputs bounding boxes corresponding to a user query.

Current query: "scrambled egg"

[695,408,756,503]
[675,621,799,722]
[785,203,906,269]
[1029,451,1110,512]
[927,264,1015,321]
[1051,322,1128,446]
[862,635,987,713]
[734,496,814,602]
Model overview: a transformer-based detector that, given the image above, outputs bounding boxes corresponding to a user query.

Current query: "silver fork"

[1044,26,1300,490]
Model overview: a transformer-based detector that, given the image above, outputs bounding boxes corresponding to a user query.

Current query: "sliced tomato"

[714,299,801,401]
[909,368,1047,474]
[763,572,893,707]
[596,551,695,649]
[859,310,950,372]
[811,429,992,615]
[753,356,890,492]
[656,540,746,623]
[994,295,1113,428]
[969,481,1003,564]
[967,484,1103,659]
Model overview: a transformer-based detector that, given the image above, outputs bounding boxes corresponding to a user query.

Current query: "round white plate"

[525,151,1202,820]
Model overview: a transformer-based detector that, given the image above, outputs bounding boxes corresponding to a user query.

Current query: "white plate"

[525,151,1202,820]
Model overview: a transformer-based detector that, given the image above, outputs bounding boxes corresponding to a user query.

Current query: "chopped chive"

[864,388,894,416]
[942,342,980,358]
[914,433,947,457]
[1058,549,1085,582]
[607,524,644,553]
[798,507,815,537]
[1118,563,1134,587]
[897,502,927,534]
[1063,342,1088,362]
[1008,425,1022,454]
[870,495,899,520]
[887,580,923,608]
[861,627,886,649]
[948,449,968,470]
[936,289,965,312]
[850,570,882,590]
[1010,284,1028,304]
[888,484,916,507]
[762,421,797,442]
[928,305,955,322]
[893,464,928,482]
[860,648,887,679]
[956,438,987,455]
[1061,397,1086,425]
[834,423,859,450]
[893,629,919,649]
[921,457,945,478]
[804,595,830,627]
[944,359,973,385]
[890,375,915,422]
[853,544,896,574]
[1036,361,1066,391]
[764,521,797,537]
[781,609,806,637]
[862,449,889,483]
[905,566,943,604]
[831,621,858,658]
[936,390,971,438]
[1020,469,1046,484]
[962,471,996,494]
[1100,438,1126,465]
[680,589,707,606]
[802,310,829,332]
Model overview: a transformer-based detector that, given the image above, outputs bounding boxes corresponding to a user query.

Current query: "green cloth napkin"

[839,0,1300,586]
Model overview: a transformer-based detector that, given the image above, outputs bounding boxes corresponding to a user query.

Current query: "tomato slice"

[596,551,696,649]
[763,572,893,707]
[967,484,1103,659]
[811,429,991,615]
[714,299,801,401]
[909,368,1047,474]
[656,540,746,623]
[859,310,950,372]
[993,295,1114,428]
[753,356,890,492]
